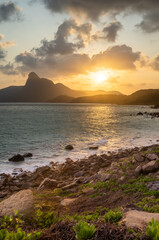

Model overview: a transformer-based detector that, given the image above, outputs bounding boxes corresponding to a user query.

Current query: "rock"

[23,153,33,158]
[37,178,57,190]
[135,165,142,176]
[60,198,77,206]
[137,112,143,116]
[8,154,24,162]
[62,182,77,191]
[0,192,8,198]
[89,146,98,150]
[123,210,159,229]
[142,161,159,174]
[146,181,159,191]
[74,171,84,178]
[118,176,126,183]
[146,153,159,161]
[65,145,74,150]
[0,190,34,217]
[134,154,145,162]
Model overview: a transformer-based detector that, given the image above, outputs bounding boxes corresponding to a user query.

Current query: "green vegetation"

[121,177,159,196]
[35,209,59,228]
[0,228,41,240]
[136,197,159,213]
[73,221,96,240]
[146,218,159,239]
[150,146,159,154]
[104,210,122,223]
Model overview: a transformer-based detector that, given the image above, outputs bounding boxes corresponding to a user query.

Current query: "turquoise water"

[0,103,159,173]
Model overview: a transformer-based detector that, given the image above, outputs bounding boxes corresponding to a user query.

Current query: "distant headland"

[0,72,159,105]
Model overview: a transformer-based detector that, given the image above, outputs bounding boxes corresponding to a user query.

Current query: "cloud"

[0,2,21,23]
[136,10,159,33]
[0,63,18,75]
[34,19,92,56]
[0,49,6,60]
[42,0,159,20]
[102,21,122,42]
[151,55,159,71]
[92,44,141,70]
[0,34,14,48]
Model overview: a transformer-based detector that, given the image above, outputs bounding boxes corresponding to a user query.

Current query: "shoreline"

[1,143,159,238]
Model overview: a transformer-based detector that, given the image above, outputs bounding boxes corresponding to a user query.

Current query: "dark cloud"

[42,0,159,20]
[92,44,141,70]
[15,51,38,67]
[0,48,6,59]
[136,10,159,33]
[102,21,122,42]
[34,20,92,56]
[151,55,159,71]
[0,2,21,23]
[0,63,18,75]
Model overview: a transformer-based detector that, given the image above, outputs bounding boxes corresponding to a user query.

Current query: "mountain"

[127,89,159,105]
[0,72,122,102]
[71,89,159,105]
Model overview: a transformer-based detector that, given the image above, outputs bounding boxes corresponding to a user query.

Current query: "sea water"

[0,103,159,173]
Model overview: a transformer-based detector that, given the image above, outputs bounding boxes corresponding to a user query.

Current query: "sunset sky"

[0,0,159,94]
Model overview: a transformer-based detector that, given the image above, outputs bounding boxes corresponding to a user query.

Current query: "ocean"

[0,103,159,174]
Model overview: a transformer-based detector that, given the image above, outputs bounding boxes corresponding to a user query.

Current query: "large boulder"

[37,178,57,190]
[146,153,159,161]
[123,210,159,229]
[0,190,34,217]
[142,161,159,174]
[8,154,24,162]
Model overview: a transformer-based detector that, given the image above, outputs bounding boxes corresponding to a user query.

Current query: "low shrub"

[104,210,122,223]
[73,221,96,240]
[146,218,159,239]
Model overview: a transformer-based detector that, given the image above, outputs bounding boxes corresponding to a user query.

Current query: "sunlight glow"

[90,70,110,85]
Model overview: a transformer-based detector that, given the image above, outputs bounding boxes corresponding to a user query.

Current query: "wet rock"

[89,146,98,150]
[142,161,159,174]
[137,112,143,116]
[134,153,145,162]
[0,189,34,217]
[8,154,24,162]
[37,178,57,190]
[146,181,159,191]
[146,153,159,161]
[65,145,74,150]
[60,198,77,206]
[23,153,33,158]
[123,210,159,229]
[135,165,142,176]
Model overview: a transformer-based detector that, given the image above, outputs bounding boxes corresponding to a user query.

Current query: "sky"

[0,0,159,94]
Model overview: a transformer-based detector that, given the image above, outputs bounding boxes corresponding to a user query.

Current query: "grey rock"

[146,181,159,191]
[146,153,159,161]
[62,182,77,191]
[135,165,142,176]
[134,154,145,162]
[0,190,34,217]
[74,171,84,178]
[37,178,57,190]
[142,161,159,174]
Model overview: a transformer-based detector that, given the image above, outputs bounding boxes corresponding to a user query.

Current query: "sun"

[90,70,110,85]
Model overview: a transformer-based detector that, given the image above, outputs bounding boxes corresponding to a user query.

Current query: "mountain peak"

[28,72,40,80]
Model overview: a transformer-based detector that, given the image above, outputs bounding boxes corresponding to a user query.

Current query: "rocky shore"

[1,144,159,239]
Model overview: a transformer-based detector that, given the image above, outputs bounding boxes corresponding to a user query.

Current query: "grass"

[73,221,96,240]
[136,197,159,213]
